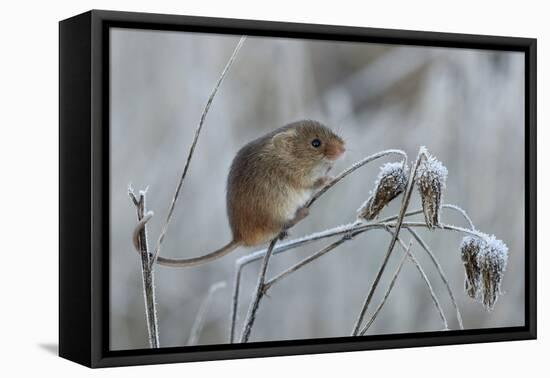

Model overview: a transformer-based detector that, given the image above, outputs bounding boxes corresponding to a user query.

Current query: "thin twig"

[227,204,470,342]
[263,233,360,292]
[406,227,464,329]
[239,238,278,343]
[384,230,448,331]
[399,222,485,238]
[229,223,385,342]
[359,241,410,335]
[187,281,227,346]
[229,263,245,343]
[442,204,475,230]
[306,149,407,209]
[351,148,426,336]
[129,188,160,348]
[149,36,246,268]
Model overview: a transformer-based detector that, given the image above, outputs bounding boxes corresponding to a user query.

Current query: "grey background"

[110,28,525,350]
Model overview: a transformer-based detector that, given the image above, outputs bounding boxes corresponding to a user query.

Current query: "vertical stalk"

[130,190,160,348]
[239,238,278,343]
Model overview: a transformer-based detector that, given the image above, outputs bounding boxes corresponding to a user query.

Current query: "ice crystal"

[357,161,409,220]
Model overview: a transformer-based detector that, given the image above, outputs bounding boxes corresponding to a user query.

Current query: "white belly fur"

[281,188,312,221]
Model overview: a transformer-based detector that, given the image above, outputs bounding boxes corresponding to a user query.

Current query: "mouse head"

[273,120,346,168]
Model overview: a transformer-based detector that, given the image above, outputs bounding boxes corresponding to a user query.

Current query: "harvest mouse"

[134,119,346,267]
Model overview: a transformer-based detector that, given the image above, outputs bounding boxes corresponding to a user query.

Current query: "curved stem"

[306,149,407,208]
[229,210,479,341]
[442,204,475,230]
[352,149,424,336]
[187,281,227,345]
[359,242,410,335]
[263,230,370,292]
[399,222,485,238]
[406,227,464,329]
[149,36,247,268]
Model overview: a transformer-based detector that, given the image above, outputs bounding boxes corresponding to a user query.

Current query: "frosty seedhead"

[460,235,509,311]
[357,161,409,221]
[479,235,509,311]
[415,151,448,229]
[460,236,483,300]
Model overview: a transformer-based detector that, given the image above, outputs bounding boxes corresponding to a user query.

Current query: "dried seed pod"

[460,236,483,300]
[478,235,508,311]
[357,162,409,221]
[415,153,448,229]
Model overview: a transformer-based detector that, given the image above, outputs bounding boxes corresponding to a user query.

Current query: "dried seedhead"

[415,152,447,229]
[460,235,508,311]
[357,162,409,221]
[460,236,483,299]
[479,235,509,311]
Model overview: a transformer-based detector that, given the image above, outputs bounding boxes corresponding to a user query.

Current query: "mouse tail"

[132,237,240,268]
[131,215,240,267]
[156,240,240,267]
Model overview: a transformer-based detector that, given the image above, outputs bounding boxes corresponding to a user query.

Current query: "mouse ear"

[272,129,297,149]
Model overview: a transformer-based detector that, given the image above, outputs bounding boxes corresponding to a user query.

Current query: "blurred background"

[110,28,525,350]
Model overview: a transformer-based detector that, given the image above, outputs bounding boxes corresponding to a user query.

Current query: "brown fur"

[227,120,345,246]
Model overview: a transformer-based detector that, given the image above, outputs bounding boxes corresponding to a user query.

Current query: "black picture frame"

[59,9,537,368]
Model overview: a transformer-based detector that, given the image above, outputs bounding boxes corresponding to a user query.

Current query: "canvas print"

[109,28,525,351]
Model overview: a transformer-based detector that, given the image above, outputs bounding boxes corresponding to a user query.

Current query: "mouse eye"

[311,139,322,148]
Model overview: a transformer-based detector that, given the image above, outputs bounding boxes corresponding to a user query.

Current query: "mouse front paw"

[295,206,310,222]
[313,176,333,189]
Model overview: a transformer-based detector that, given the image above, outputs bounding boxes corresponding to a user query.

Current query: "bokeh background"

[109,28,525,350]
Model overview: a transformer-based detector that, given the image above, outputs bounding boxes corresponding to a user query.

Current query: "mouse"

[134,119,346,267]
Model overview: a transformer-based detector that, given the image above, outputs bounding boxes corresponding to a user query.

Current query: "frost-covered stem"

[229,223,388,342]
[229,205,473,341]
[442,204,475,230]
[188,281,227,345]
[385,229,448,331]
[149,36,246,268]
[306,149,407,208]
[129,188,160,348]
[240,238,278,343]
[351,149,425,336]
[400,222,485,238]
[359,241,410,335]
[229,263,244,343]
[263,233,359,292]
[406,227,464,329]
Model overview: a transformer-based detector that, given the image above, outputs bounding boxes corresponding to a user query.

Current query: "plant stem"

[351,148,425,336]
[150,36,246,268]
[129,188,160,348]
[239,238,278,343]
[187,281,227,345]
[263,233,359,292]
[406,227,464,329]
[228,204,472,342]
[229,263,244,343]
[359,241,410,335]
[306,149,407,209]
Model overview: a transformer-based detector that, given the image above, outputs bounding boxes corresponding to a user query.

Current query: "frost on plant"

[460,236,483,299]
[479,235,508,311]
[357,161,409,220]
[416,151,448,229]
[460,235,509,311]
